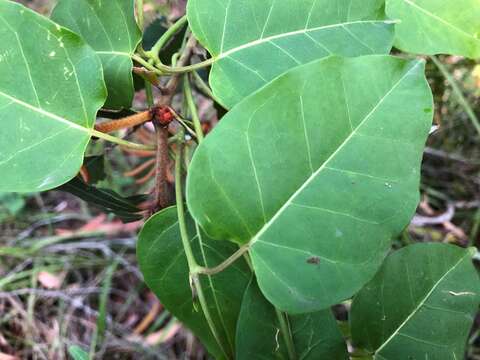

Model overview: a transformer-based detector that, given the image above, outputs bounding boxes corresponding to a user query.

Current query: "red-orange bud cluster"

[152,106,175,126]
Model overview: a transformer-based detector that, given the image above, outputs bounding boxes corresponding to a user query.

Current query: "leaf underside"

[386,0,480,58]
[351,243,480,359]
[137,207,251,360]
[52,0,141,109]
[187,0,395,108]
[187,55,433,314]
[0,0,106,193]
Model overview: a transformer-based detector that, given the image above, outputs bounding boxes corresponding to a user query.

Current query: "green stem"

[90,129,155,150]
[148,15,188,63]
[195,243,250,276]
[145,80,154,107]
[174,129,230,359]
[184,75,205,142]
[430,55,480,136]
[275,309,297,360]
[132,54,164,75]
[136,0,144,30]
[156,57,215,74]
[192,70,221,103]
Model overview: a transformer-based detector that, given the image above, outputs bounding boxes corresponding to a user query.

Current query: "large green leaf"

[0,0,106,193]
[187,55,433,313]
[236,279,348,360]
[350,243,480,359]
[187,0,395,108]
[52,0,142,109]
[137,207,251,359]
[386,0,480,58]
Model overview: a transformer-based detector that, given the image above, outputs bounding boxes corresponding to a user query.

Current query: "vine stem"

[136,0,144,30]
[147,15,188,64]
[90,129,155,150]
[174,129,230,359]
[275,309,297,360]
[184,75,205,142]
[430,55,480,136]
[156,57,215,74]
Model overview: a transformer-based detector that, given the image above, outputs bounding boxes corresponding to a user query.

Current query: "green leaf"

[350,243,480,359]
[57,177,146,223]
[52,0,142,109]
[137,206,251,359]
[187,0,395,108]
[236,279,348,360]
[0,0,106,193]
[386,0,480,58]
[187,55,433,313]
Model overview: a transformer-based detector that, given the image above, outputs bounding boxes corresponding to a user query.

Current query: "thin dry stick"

[121,147,156,157]
[95,110,153,133]
[136,166,157,185]
[124,158,156,177]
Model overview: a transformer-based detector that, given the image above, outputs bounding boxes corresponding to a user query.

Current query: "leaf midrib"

[216,20,394,60]
[374,253,468,354]
[400,0,480,42]
[249,59,423,247]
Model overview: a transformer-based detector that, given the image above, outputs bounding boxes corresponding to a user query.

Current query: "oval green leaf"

[386,0,480,58]
[137,207,251,360]
[187,55,433,313]
[0,0,106,193]
[350,243,480,359]
[237,279,348,360]
[52,0,142,109]
[187,0,395,108]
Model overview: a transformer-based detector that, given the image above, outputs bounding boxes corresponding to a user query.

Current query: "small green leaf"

[187,55,433,313]
[351,243,480,359]
[137,207,251,359]
[0,192,25,220]
[52,0,142,109]
[187,0,394,108]
[57,177,146,223]
[236,279,348,360]
[386,0,480,58]
[0,0,106,193]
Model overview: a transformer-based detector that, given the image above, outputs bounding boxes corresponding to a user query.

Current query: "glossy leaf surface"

[0,0,106,192]
[52,0,141,109]
[351,243,480,359]
[187,55,433,313]
[137,207,251,359]
[236,279,348,360]
[386,0,480,58]
[187,0,395,108]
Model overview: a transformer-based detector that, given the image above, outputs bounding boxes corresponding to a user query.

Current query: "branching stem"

[147,15,188,64]
[195,243,250,276]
